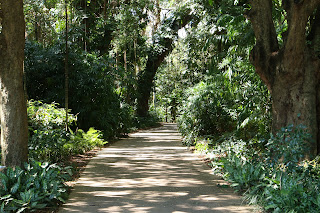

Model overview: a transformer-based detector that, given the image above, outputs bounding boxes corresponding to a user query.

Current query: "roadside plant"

[178,80,236,146]
[0,161,72,212]
[64,128,107,156]
[212,125,320,212]
[27,100,107,163]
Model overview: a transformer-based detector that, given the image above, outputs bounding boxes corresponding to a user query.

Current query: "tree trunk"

[136,10,193,117]
[65,0,69,131]
[271,52,318,156]
[0,0,29,167]
[136,38,173,117]
[103,0,107,18]
[248,0,320,156]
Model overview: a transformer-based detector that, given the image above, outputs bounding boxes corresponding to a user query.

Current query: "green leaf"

[10,182,20,194]
[34,180,40,189]
[0,194,11,200]
[57,196,66,203]
[17,207,27,213]
[33,203,47,209]
[42,179,48,192]
[20,190,32,203]
[6,167,14,179]
[0,174,8,192]
[24,162,31,171]
[13,198,26,206]
[1,201,5,213]
[30,201,38,208]
[0,172,8,182]
[49,193,56,200]
[208,0,213,6]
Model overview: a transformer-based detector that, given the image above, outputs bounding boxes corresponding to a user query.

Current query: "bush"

[178,80,236,146]
[28,100,107,163]
[27,100,76,130]
[211,125,320,212]
[28,128,69,163]
[0,101,108,211]
[211,138,265,192]
[0,161,72,212]
[65,128,107,156]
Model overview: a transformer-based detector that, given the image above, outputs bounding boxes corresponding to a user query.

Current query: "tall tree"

[136,7,194,117]
[247,0,320,155]
[136,37,173,117]
[0,0,29,167]
[65,0,69,131]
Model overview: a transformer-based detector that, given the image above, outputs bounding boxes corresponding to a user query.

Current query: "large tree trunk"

[271,52,318,155]
[248,0,320,156]
[0,0,29,167]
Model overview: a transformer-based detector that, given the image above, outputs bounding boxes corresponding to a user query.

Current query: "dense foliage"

[178,79,236,145]
[155,0,271,146]
[153,1,320,212]
[23,0,163,137]
[25,42,135,139]
[177,70,270,146]
[210,125,320,212]
[154,1,320,212]
[0,161,72,212]
[28,100,107,163]
[0,101,109,211]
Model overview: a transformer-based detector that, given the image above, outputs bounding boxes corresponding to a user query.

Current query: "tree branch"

[247,0,279,90]
[283,0,320,67]
[248,0,278,53]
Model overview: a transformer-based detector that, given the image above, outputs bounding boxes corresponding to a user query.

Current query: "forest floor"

[57,123,255,213]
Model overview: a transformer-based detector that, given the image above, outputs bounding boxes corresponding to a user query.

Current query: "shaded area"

[59,123,254,213]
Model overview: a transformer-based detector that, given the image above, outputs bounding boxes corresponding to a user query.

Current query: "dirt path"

[59,123,254,213]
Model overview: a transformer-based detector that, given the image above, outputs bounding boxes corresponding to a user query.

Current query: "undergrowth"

[28,100,107,163]
[0,161,72,213]
[209,125,320,212]
[0,101,108,212]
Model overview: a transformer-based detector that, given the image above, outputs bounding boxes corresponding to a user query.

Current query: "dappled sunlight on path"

[59,123,254,213]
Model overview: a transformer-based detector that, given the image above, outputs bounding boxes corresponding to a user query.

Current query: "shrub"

[133,111,161,130]
[27,100,107,163]
[178,80,236,146]
[0,161,72,212]
[28,128,69,162]
[64,128,107,156]
[27,100,76,131]
[211,125,320,212]
[210,138,265,191]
